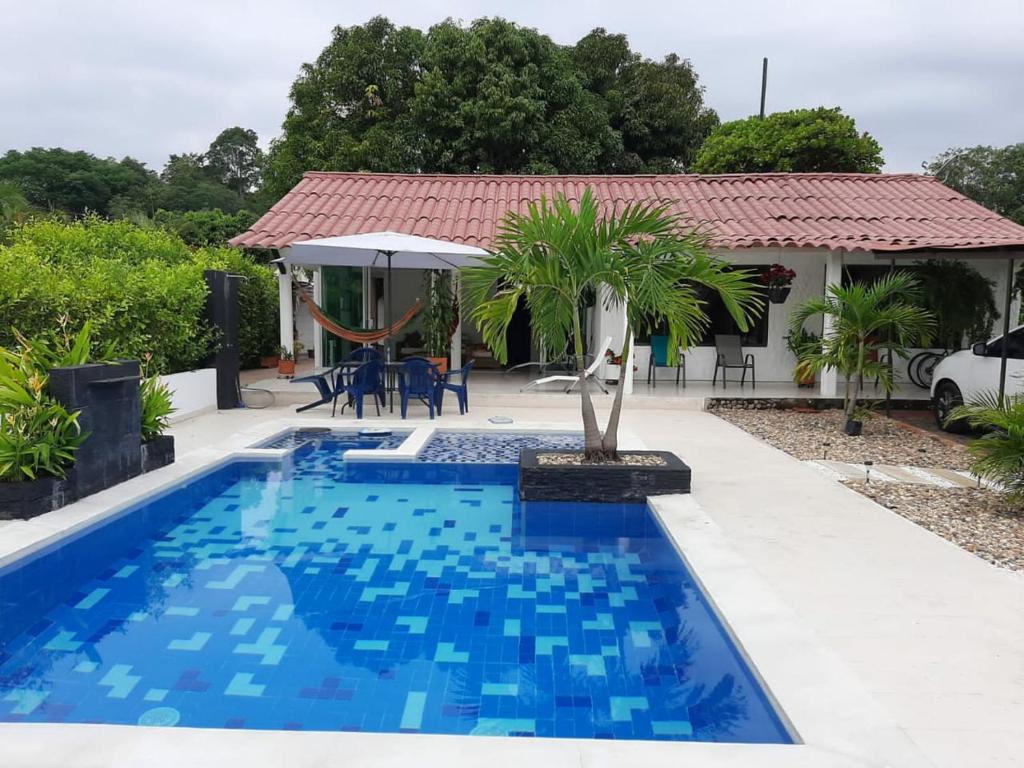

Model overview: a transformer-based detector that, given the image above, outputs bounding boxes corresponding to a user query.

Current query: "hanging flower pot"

[761,264,796,304]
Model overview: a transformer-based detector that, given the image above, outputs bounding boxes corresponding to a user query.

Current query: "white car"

[931,325,1024,430]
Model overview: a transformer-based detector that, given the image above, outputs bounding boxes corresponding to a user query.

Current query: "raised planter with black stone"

[0,469,77,521]
[519,448,691,503]
[141,435,176,473]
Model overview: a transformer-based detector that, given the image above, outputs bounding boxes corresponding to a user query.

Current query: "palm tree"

[788,271,935,425]
[465,189,763,461]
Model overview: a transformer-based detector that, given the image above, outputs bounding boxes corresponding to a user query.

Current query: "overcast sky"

[2,0,1021,174]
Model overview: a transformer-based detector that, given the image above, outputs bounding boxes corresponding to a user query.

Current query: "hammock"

[295,282,424,344]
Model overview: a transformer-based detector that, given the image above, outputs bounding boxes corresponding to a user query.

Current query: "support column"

[819,249,843,397]
[278,269,293,357]
[312,266,323,367]
[450,272,463,371]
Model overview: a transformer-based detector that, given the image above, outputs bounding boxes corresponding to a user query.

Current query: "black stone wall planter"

[519,448,691,503]
[768,285,792,304]
[141,435,175,473]
[0,470,77,521]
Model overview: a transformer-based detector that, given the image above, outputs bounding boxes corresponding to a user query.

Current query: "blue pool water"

[0,440,791,743]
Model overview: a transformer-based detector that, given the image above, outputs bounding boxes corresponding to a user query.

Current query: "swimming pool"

[0,436,791,743]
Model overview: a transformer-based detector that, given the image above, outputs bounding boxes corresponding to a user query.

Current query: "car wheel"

[933,381,967,433]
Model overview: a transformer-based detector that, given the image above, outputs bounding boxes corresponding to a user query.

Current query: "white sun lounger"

[520,336,613,394]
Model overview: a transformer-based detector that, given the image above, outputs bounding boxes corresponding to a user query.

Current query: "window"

[987,328,1024,360]
[634,266,770,347]
[694,280,770,347]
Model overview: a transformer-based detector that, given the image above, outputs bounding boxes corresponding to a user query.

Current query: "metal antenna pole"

[759,58,768,118]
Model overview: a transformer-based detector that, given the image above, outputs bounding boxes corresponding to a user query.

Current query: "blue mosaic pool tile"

[417,431,583,464]
[0,448,790,744]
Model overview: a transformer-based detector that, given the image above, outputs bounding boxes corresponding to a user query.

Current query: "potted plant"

[762,263,796,304]
[421,270,455,373]
[845,403,875,436]
[260,350,280,368]
[785,328,821,387]
[277,346,296,376]
[139,365,176,473]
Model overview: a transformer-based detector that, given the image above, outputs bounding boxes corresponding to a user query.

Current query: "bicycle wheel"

[916,352,943,389]
[906,351,931,388]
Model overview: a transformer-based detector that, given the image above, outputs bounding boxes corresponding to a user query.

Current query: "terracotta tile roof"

[230,172,1024,253]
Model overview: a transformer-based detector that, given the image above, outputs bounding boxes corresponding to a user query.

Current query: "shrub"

[949,393,1024,505]
[0,218,278,373]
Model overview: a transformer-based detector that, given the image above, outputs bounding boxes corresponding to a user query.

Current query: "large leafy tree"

[154,153,246,214]
[265,17,719,196]
[0,148,154,215]
[574,29,719,172]
[692,107,883,174]
[466,190,762,460]
[263,17,425,195]
[205,127,264,196]
[928,144,1024,225]
[411,18,621,174]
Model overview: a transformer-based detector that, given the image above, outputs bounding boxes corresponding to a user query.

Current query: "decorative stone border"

[518,449,691,502]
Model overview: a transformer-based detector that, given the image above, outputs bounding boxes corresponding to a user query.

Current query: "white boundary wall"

[159,368,218,422]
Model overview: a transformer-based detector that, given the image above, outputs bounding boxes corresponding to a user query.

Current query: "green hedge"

[0,217,278,374]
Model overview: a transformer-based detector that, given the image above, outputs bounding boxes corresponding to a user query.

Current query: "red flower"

[761,263,796,287]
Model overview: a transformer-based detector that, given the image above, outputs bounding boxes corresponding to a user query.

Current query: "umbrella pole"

[386,250,395,413]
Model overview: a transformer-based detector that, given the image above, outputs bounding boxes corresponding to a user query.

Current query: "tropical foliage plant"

[0,322,102,481]
[788,272,935,426]
[913,259,997,350]
[140,371,175,442]
[421,270,456,358]
[466,189,762,460]
[949,392,1024,505]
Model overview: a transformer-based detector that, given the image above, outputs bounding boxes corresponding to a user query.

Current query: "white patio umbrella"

[279,230,489,367]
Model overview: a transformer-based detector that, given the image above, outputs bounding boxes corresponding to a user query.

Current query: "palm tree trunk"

[601,330,631,460]
[846,339,866,422]
[573,311,603,458]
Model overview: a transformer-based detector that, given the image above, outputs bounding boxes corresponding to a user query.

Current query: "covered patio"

[230,171,1024,405]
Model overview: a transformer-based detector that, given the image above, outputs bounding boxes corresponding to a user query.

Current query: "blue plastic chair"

[398,357,441,419]
[436,360,475,415]
[332,358,384,418]
[345,346,382,364]
[647,335,685,388]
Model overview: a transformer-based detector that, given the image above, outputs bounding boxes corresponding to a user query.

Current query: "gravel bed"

[848,482,1024,571]
[714,407,970,470]
[536,452,667,466]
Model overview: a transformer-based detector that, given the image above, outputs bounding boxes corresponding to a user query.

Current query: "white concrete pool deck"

[2,402,1022,768]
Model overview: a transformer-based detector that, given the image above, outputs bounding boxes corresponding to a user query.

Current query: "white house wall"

[628,248,1020,386]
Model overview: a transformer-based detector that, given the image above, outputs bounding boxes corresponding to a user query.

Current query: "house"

[230,172,1024,396]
